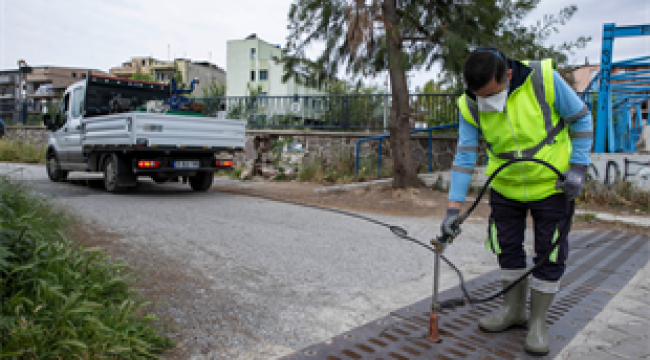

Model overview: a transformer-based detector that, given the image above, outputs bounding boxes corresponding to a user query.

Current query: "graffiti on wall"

[587,157,650,190]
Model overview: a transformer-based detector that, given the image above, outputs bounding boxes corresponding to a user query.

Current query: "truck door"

[64,86,85,169]
[52,93,71,166]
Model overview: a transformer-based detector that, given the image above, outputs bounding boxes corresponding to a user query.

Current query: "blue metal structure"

[168,78,200,111]
[594,23,650,153]
[354,123,458,180]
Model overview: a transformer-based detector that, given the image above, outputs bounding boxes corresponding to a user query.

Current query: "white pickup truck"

[43,74,245,192]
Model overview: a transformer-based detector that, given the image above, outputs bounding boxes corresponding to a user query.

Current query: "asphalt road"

[0,162,540,359]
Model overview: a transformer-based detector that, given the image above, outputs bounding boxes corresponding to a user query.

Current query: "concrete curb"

[314,168,488,194]
[314,179,393,193]
[575,209,650,228]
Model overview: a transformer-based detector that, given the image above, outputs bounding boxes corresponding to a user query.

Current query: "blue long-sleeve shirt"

[449,71,593,202]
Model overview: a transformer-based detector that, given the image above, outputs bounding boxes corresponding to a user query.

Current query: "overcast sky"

[1,0,648,91]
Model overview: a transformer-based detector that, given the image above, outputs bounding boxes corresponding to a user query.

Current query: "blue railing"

[354,123,459,180]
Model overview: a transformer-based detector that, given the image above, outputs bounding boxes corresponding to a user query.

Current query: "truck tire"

[46,151,68,182]
[103,155,127,193]
[189,171,213,191]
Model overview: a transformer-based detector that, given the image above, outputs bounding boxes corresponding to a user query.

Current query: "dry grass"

[298,147,393,184]
[0,139,46,163]
[578,179,650,214]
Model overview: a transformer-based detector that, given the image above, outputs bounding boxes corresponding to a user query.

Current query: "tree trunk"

[383,0,423,189]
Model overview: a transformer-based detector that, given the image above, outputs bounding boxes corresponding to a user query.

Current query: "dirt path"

[213,178,650,236]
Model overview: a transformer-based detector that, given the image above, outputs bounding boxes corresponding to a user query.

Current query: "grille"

[283,230,649,359]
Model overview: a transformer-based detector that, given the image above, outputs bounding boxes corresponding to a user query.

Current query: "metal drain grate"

[283,231,649,359]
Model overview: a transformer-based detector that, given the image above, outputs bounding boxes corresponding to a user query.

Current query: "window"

[251,71,256,81]
[81,73,86,79]
[250,48,256,59]
[142,60,146,66]
[259,70,268,81]
[71,72,76,78]
[71,87,85,118]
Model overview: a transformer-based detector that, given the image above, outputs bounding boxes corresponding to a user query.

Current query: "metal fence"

[1,99,50,125]
[193,93,459,131]
[1,93,460,131]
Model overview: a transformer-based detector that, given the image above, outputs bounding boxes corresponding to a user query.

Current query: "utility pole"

[17,59,31,124]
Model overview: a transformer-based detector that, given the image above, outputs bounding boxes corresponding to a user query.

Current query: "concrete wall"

[589,153,650,190]
[177,60,227,96]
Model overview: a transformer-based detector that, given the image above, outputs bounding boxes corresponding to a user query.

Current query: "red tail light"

[216,160,233,168]
[138,160,161,168]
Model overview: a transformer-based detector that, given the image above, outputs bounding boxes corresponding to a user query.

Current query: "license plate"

[174,160,200,169]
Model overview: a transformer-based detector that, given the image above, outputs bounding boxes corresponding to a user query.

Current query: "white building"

[226,34,325,97]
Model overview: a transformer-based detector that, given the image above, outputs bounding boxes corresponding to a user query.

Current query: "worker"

[440,47,593,356]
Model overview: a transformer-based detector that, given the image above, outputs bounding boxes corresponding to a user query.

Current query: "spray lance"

[420,157,575,343]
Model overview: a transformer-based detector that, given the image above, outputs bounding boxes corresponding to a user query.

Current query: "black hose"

[217,187,478,301]
[218,157,572,309]
[438,158,573,309]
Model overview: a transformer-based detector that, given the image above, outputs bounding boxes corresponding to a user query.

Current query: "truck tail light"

[138,160,161,168]
[216,160,233,168]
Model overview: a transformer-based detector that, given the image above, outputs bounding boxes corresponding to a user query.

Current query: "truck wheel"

[103,156,126,193]
[46,152,68,182]
[189,171,213,191]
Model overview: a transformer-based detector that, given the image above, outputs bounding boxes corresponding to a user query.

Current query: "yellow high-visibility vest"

[458,59,571,201]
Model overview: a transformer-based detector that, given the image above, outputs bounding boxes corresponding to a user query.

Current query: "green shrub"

[0,177,173,358]
[0,139,47,163]
[298,157,325,182]
[229,166,243,180]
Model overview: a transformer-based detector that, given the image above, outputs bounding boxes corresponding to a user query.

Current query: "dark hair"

[463,46,508,92]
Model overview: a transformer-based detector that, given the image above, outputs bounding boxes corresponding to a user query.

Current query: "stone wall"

[239,130,481,172]
[3,126,480,171]
[3,126,50,145]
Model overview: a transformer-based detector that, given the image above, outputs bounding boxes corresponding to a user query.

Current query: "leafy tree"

[413,78,458,126]
[317,79,386,130]
[202,81,226,98]
[284,0,589,188]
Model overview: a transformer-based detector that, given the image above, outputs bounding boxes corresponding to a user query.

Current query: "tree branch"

[402,37,429,42]
[396,8,447,45]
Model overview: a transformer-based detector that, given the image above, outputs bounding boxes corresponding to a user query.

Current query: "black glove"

[557,164,587,201]
[441,208,461,240]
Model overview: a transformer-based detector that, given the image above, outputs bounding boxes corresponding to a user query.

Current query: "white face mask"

[477,88,508,112]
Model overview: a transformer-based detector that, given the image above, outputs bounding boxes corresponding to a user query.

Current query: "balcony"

[150,62,176,71]
[0,75,17,84]
[110,67,138,77]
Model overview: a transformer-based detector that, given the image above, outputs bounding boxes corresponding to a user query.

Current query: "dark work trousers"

[488,188,573,282]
